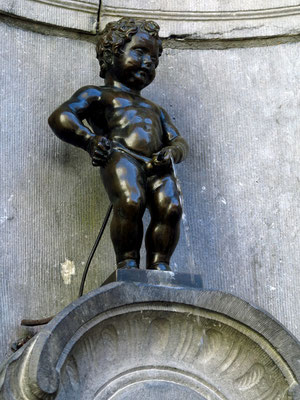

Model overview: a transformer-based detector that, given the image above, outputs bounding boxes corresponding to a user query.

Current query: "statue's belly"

[111,124,163,157]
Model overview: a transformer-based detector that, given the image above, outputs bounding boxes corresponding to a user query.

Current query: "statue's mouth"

[136,67,152,80]
[136,70,147,80]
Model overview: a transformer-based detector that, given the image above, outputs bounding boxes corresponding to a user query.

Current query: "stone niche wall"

[0,0,300,362]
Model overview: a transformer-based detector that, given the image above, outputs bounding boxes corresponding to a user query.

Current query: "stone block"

[102,269,203,289]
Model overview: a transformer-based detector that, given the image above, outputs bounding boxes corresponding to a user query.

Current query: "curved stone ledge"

[1,282,300,399]
[101,3,300,39]
[0,0,98,33]
[1,0,300,39]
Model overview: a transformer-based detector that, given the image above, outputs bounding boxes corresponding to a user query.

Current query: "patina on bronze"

[48,18,188,271]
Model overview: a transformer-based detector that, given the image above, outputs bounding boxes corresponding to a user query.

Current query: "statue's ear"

[99,60,106,70]
[112,43,123,57]
[99,59,109,78]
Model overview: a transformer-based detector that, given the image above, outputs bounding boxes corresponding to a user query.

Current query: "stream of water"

[171,157,197,276]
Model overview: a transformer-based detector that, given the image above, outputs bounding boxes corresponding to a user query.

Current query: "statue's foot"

[117,259,139,269]
[148,262,171,271]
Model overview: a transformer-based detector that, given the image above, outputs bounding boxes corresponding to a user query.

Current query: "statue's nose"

[142,55,152,68]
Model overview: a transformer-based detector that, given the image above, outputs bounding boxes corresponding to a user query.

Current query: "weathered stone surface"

[1,283,300,399]
[1,0,300,38]
[101,0,300,39]
[102,269,203,289]
[0,0,99,32]
[105,382,207,400]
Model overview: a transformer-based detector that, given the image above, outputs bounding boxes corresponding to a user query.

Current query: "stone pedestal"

[1,275,300,399]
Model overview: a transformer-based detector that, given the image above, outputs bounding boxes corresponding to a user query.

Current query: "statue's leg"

[145,173,182,270]
[100,151,146,268]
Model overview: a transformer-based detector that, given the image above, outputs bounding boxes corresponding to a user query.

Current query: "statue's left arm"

[159,107,189,164]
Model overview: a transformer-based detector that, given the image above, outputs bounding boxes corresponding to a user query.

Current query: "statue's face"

[112,31,160,91]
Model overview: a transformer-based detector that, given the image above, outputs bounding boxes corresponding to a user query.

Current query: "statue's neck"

[104,74,141,95]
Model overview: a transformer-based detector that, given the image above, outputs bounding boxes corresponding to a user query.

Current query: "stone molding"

[1,0,300,38]
[30,0,98,14]
[1,282,300,399]
[21,0,300,19]
[103,4,300,20]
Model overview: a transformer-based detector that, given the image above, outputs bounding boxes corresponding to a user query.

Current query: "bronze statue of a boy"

[49,17,188,271]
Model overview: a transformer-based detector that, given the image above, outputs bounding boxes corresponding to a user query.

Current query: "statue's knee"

[163,197,182,222]
[115,195,145,219]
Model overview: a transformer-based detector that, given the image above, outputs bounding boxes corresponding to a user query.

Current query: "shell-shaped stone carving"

[236,363,265,391]
[101,325,118,362]
[197,329,223,364]
[147,318,170,355]
[65,356,80,392]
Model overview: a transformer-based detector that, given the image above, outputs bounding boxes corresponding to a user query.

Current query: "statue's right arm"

[48,86,102,151]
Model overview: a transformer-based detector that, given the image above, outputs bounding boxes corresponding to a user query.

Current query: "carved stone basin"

[59,305,294,400]
[1,277,300,399]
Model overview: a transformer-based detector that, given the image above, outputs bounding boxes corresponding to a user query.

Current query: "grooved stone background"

[1,19,300,362]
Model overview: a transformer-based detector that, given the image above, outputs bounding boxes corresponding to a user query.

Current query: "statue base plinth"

[102,268,203,289]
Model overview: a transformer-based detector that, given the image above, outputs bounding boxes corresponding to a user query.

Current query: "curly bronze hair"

[96,17,163,78]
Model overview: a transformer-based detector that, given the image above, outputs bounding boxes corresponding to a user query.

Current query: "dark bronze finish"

[10,335,34,352]
[21,316,54,326]
[78,203,113,297]
[48,18,188,271]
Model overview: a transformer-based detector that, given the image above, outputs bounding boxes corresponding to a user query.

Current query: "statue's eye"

[134,48,144,56]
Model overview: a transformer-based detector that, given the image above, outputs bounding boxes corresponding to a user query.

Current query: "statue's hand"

[152,147,174,168]
[88,136,112,167]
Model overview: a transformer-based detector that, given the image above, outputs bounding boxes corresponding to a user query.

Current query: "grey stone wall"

[1,1,300,362]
